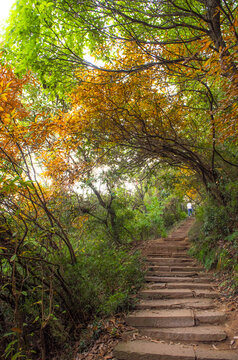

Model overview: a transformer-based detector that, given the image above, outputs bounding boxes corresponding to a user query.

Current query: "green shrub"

[58,240,145,318]
[1,233,144,360]
[188,199,238,277]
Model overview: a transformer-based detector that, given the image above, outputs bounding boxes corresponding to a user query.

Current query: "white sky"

[0,0,16,29]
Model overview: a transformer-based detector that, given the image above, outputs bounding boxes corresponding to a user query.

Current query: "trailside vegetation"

[1,0,238,358]
[0,62,186,358]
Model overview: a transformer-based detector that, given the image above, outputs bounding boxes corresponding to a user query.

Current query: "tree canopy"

[4,1,237,93]
[1,1,238,358]
[3,0,238,234]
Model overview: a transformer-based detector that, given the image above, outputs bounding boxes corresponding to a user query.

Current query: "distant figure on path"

[187,202,193,216]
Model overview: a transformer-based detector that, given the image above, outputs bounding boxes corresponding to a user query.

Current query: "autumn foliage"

[1,1,238,359]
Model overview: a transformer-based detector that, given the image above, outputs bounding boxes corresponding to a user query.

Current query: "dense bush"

[0,233,144,360]
[61,241,144,316]
[188,197,238,292]
[0,175,187,359]
[161,197,187,230]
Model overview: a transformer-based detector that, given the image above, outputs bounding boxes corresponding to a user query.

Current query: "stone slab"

[195,311,226,324]
[148,265,171,271]
[167,283,213,290]
[136,298,215,310]
[171,266,204,272]
[148,266,204,272]
[140,288,193,299]
[146,283,167,289]
[126,309,194,328]
[194,290,218,298]
[139,326,227,342]
[195,348,238,360]
[155,243,189,248]
[147,258,195,265]
[145,276,212,283]
[147,271,202,277]
[146,252,190,258]
[146,245,189,251]
[113,340,195,360]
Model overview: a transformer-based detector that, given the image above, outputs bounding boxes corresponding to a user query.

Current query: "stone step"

[156,241,189,246]
[146,282,214,290]
[114,340,238,360]
[145,276,212,283]
[126,310,225,328]
[150,242,189,247]
[148,265,204,272]
[146,250,189,255]
[139,325,227,342]
[140,289,218,299]
[146,283,168,289]
[114,340,195,360]
[168,282,214,289]
[151,236,187,241]
[193,289,219,298]
[195,310,227,325]
[195,347,238,360]
[140,289,193,299]
[164,239,186,243]
[167,237,186,241]
[147,249,186,255]
[136,298,216,310]
[146,245,189,252]
[147,271,206,277]
[146,252,190,258]
[126,309,195,328]
[146,257,196,265]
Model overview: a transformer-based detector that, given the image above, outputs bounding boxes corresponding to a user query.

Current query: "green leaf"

[10,254,17,262]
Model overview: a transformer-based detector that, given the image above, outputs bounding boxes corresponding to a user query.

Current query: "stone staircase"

[113,218,238,360]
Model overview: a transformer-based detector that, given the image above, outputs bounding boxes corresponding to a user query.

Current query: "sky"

[0,0,16,29]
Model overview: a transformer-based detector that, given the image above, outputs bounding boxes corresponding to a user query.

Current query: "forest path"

[113,218,238,360]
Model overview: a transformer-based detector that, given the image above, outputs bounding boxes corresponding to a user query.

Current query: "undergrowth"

[188,200,238,296]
